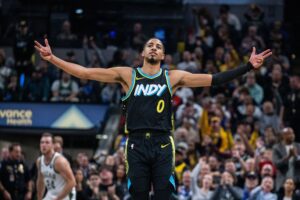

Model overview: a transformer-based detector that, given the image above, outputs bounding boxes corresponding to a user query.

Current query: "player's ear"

[141,50,145,57]
[162,53,165,60]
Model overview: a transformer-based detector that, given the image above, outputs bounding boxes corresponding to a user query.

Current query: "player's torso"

[122,67,172,132]
[40,153,68,199]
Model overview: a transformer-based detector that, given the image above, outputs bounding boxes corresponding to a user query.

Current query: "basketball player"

[34,38,271,200]
[36,133,76,200]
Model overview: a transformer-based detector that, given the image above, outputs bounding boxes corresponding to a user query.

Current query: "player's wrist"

[246,62,254,70]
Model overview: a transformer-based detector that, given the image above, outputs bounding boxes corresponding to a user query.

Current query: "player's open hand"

[249,47,272,69]
[34,38,53,61]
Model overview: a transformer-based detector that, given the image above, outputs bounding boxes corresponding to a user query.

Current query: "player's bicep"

[55,157,74,181]
[85,67,121,83]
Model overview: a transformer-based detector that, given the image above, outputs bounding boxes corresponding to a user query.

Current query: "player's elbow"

[70,177,76,188]
[79,68,90,80]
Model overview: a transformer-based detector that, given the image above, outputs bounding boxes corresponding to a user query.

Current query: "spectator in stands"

[65,50,79,64]
[214,46,225,70]
[269,46,290,73]
[114,164,128,199]
[191,158,214,200]
[175,148,189,186]
[78,78,96,103]
[51,71,79,102]
[85,171,101,200]
[264,126,278,148]
[0,49,15,100]
[83,36,107,67]
[177,51,197,72]
[284,75,300,142]
[128,22,147,51]
[37,59,59,85]
[174,87,194,105]
[269,21,290,56]
[263,64,289,119]
[244,71,264,105]
[219,40,240,72]
[208,155,220,173]
[177,170,192,200]
[74,168,89,200]
[215,4,241,33]
[98,165,119,199]
[108,50,129,67]
[240,25,266,56]
[211,171,243,200]
[25,66,50,101]
[0,143,33,200]
[249,176,277,200]
[13,19,34,78]
[209,116,234,155]
[53,135,73,167]
[161,54,176,70]
[0,147,9,162]
[273,127,300,191]
[100,83,121,105]
[57,20,78,41]
[77,153,91,180]
[277,178,300,200]
[243,4,266,34]
[259,156,276,178]
[3,73,19,101]
[176,97,202,126]
[260,101,281,134]
[242,171,259,200]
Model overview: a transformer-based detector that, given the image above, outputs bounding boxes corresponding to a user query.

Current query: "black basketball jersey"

[122,67,172,133]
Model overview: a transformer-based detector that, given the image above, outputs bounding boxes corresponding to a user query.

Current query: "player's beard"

[146,56,160,65]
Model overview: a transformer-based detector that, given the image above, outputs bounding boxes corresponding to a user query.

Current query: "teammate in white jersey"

[36,133,76,200]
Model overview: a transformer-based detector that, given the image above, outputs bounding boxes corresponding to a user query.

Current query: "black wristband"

[211,62,253,86]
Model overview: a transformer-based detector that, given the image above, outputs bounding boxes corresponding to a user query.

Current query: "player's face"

[40,136,53,154]
[142,39,165,65]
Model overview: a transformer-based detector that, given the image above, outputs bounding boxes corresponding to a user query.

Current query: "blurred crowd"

[1,3,300,200]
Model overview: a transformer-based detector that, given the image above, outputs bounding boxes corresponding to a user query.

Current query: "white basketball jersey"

[40,152,76,200]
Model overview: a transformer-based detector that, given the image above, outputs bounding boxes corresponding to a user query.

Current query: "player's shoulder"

[53,153,70,171]
[111,66,133,73]
[168,69,188,80]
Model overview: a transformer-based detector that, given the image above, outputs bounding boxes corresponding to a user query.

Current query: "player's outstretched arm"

[34,38,131,83]
[170,47,272,90]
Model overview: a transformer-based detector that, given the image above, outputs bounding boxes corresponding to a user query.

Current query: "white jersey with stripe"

[40,152,76,200]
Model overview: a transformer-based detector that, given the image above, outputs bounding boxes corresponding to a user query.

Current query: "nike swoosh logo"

[161,143,170,148]
[135,77,145,80]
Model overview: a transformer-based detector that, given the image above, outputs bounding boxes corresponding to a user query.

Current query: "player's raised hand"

[249,47,272,69]
[34,38,53,61]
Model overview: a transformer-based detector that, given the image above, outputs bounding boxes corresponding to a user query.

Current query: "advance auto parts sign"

[0,103,108,129]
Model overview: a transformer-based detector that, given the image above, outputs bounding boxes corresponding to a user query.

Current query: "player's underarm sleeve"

[211,62,253,86]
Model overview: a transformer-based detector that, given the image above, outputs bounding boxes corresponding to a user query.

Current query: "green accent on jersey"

[122,69,136,101]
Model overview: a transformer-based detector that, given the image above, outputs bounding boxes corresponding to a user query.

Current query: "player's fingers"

[260,49,271,56]
[45,38,50,47]
[262,51,272,58]
[34,45,41,52]
[251,47,256,56]
[34,40,43,48]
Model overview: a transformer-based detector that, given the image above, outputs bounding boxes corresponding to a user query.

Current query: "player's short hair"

[143,37,165,53]
[41,132,54,141]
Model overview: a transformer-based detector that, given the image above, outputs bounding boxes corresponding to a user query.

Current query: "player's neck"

[44,150,55,163]
[141,63,161,75]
